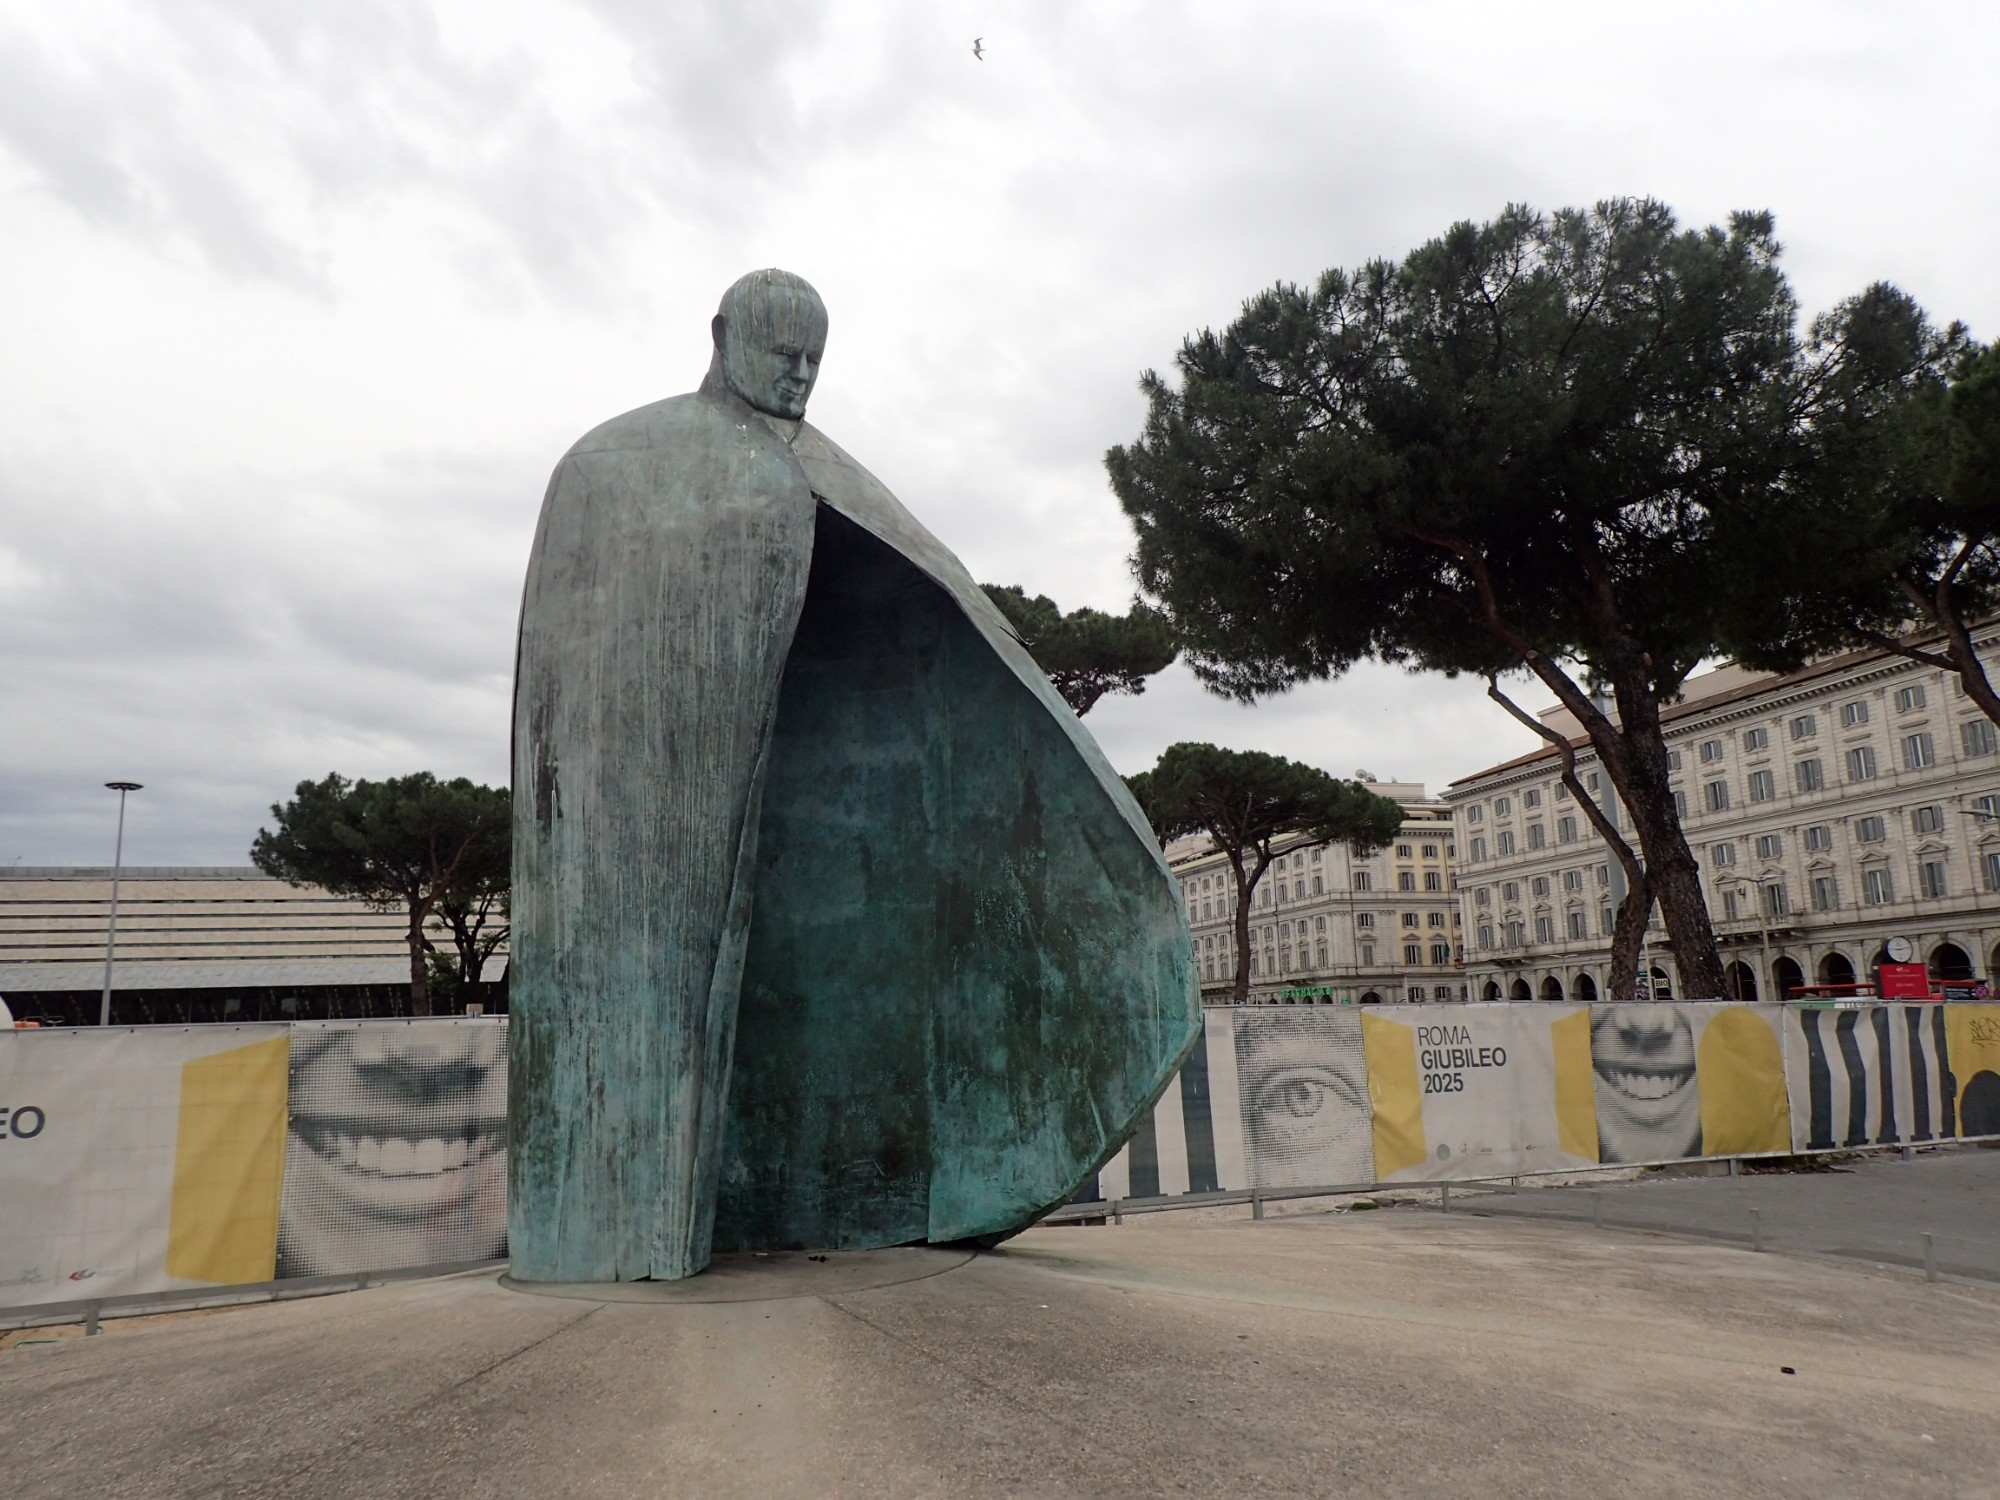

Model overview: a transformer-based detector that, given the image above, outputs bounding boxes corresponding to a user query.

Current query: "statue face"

[720,321,825,420]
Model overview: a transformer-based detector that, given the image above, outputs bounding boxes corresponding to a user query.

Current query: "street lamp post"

[100,781,142,1026]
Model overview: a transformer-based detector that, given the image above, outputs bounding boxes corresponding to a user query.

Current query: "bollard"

[1112,1198,1123,1226]
[1593,1190,1603,1229]
[1903,1145,1915,1163]
[1728,1157,1740,1179]
[1924,1231,1937,1283]
[1251,1190,1265,1221]
[1440,1182,1450,1214]
[1751,1207,1762,1252]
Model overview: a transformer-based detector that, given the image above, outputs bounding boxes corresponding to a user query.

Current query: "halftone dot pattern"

[1234,1009,1372,1191]
[277,1020,509,1279]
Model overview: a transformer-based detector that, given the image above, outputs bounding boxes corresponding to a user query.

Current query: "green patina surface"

[716,507,1195,1251]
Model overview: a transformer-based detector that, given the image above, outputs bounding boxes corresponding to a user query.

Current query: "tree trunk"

[1605,674,1727,1000]
[405,901,432,1017]
[1226,849,1271,1005]
[1608,875,1653,1003]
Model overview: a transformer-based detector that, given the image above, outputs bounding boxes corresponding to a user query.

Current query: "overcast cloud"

[3,0,1996,865]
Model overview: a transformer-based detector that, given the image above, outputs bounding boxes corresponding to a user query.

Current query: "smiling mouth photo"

[1596,1060,1695,1104]
[298,1121,503,1178]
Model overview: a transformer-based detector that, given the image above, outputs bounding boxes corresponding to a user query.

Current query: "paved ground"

[1448,1145,2000,1282]
[6,1194,2000,1498]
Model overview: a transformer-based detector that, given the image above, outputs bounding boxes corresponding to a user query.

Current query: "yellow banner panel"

[1551,1010,1599,1162]
[1945,1005,2000,1137]
[167,1035,289,1284]
[1362,1012,1424,1178]
[1698,1006,1789,1156]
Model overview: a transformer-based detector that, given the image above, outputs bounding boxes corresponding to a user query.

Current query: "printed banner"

[1362,1003,1596,1181]
[1592,1003,1790,1167]
[279,1021,508,1279]
[0,1026,289,1306]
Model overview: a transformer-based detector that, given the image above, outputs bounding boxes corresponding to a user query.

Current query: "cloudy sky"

[3,1,1995,866]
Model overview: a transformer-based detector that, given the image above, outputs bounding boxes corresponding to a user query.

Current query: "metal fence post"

[1924,1231,1937,1283]
[83,1301,102,1336]
[1751,1207,1762,1252]
[1251,1190,1265,1220]
[1112,1198,1123,1226]
[1592,1190,1602,1229]
[1440,1182,1450,1214]
[1728,1157,1740,1179]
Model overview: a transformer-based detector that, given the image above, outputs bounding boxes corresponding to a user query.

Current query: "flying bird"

[972,37,984,60]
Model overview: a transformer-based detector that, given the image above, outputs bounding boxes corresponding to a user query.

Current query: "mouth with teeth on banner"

[1590,1005,1702,1160]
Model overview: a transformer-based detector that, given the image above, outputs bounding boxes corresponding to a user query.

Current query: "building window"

[1528,876,1548,898]
[1495,797,1512,815]
[1790,713,1816,741]
[1396,843,1412,858]
[1810,874,1839,911]
[1406,986,1425,1003]
[1404,943,1422,965]
[1506,921,1525,946]
[1421,843,1439,859]
[1700,738,1725,763]
[1762,882,1788,917]
[1919,859,1948,899]
[1398,871,1416,892]
[1896,684,1927,713]
[1912,804,1945,834]
[1312,874,1324,895]
[1477,924,1494,950]
[1587,772,1601,793]
[1557,815,1577,843]
[1424,870,1443,891]
[1984,852,2000,894]
[1596,863,1610,887]
[1474,887,1491,906]
[1316,941,1329,967]
[1562,869,1582,891]
[1599,907,1614,936]
[1863,867,1893,905]
[1356,912,1377,930]
[1856,814,1887,843]
[1841,699,1870,728]
[1556,781,1572,799]
[1468,837,1487,862]
[1523,789,1542,808]
[1567,910,1587,940]
[1755,833,1783,860]
[1845,746,1877,782]
[1401,912,1420,929]
[1976,794,2000,821]
[1710,841,1736,867]
[1534,915,1555,943]
[1704,780,1731,812]
[1722,888,1742,921]
[1466,805,1483,823]
[1430,942,1451,964]
[1744,726,1769,751]
[1674,790,1688,818]
[1963,719,1999,758]
[1427,911,1446,928]
[1353,871,1372,890]
[1497,831,1516,856]
[1667,749,1683,771]
[1526,823,1545,849]
[1360,944,1375,966]
[1795,758,1824,793]
[1804,824,1834,852]
[1903,731,1936,771]
[1748,769,1775,802]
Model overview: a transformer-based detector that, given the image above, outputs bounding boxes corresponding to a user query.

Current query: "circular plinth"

[500,1245,974,1304]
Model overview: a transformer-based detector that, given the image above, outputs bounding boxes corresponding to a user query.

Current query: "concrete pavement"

[6,1200,1999,1498]
[1454,1145,2000,1282]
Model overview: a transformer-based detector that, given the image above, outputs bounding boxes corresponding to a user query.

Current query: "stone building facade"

[1446,633,2000,1002]
[1172,783,1465,1005]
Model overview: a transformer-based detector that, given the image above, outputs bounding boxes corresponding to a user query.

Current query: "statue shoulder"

[562,391,747,461]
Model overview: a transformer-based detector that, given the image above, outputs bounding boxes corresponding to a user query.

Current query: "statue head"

[705,268,828,420]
